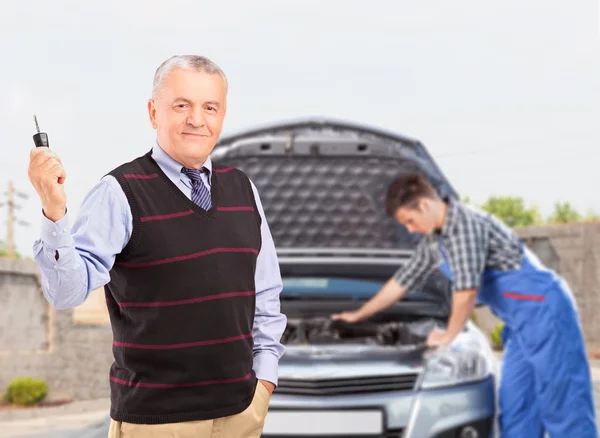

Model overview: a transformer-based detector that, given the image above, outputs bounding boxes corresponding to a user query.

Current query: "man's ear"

[148,99,158,129]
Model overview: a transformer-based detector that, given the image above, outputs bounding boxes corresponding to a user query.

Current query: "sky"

[1,0,599,256]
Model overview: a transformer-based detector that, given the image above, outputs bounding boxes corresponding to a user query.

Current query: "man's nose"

[186,106,205,127]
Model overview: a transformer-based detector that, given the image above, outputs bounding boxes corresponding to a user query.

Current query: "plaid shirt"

[394,198,523,292]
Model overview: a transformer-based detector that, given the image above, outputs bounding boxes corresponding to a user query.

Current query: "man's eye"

[207,106,215,112]
[175,103,189,109]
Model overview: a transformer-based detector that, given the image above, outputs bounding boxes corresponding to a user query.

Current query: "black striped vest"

[104,150,262,424]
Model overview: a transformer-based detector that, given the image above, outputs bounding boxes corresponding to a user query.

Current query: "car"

[54,117,499,438]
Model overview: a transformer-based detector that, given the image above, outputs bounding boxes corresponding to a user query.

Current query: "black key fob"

[33,115,49,147]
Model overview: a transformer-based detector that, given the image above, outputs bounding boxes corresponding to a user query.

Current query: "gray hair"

[151,55,228,98]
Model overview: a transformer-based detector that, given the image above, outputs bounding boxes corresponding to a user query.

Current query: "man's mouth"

[182,132,209,137]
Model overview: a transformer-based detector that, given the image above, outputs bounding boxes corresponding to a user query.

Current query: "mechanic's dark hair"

[385,173,439,216]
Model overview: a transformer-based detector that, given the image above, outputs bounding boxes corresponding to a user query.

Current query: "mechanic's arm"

[443,288,478,340]
[427,226,487,347]
[32,175,131,309]
[333,277,408,322]
[332,238,438,322]
[249,181,287,395]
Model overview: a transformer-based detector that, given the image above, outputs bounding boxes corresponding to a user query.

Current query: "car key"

[33,115,49,147]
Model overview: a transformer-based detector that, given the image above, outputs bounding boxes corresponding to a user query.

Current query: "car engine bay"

[281,317,443,347]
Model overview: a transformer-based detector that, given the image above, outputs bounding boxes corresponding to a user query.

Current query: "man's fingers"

[28,153,67,190]
[57,167,67,184]
[36,154,64,175]
[30,152,53,169]
[36,160,64,181]
[30,147,51,164]
[30,148,62,168]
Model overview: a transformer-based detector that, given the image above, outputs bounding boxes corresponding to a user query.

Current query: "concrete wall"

[0,258,113,400]
[475,221,600,345]
[517,222,600,344]
[0,260,49,353]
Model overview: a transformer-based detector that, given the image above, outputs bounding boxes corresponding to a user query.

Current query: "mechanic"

[332,173,597,437]
[27,55,286,438]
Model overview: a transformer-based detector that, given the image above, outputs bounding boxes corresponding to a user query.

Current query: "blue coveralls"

[438,241,597,437]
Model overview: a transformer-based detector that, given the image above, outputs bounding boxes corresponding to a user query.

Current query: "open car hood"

[212,117,457,315]
[212,117,458,251]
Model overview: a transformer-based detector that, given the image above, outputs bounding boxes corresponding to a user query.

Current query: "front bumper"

[261,375,496,438]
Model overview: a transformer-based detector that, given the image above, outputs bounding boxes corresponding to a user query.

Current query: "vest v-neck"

[144,151,220,221]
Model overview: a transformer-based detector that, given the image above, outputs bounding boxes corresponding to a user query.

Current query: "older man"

[28,55,287,438]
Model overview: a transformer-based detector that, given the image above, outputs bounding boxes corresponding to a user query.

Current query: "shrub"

[6,377,48,406]
[491,322,505,349]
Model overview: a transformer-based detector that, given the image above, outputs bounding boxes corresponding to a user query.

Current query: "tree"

[583,209,600,223]
[463,194,596,227]
[480,196,542,227]
[547,202,581,225]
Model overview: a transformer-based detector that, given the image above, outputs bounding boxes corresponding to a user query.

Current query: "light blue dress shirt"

[32,143,287,386]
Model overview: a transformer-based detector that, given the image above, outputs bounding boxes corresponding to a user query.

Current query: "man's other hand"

[259,379,275,395]
[330,310,361,323]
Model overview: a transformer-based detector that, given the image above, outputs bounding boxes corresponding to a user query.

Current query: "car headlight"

[418,331,495,390]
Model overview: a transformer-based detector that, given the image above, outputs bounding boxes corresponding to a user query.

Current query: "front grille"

[275,374,419,396]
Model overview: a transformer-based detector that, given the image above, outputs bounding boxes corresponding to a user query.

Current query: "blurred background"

[0,1,599,436]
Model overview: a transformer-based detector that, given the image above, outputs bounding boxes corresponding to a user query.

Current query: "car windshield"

[281,277,436,302]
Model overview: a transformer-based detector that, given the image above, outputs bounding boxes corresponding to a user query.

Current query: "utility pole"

[1,180,29,258]
[6,180,14,258]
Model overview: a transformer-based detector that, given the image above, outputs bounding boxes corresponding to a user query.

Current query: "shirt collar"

[440,197,459,237]
[151,141,213,185]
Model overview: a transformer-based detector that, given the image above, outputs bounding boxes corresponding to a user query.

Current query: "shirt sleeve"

[248,179,287,387]
[393,237,440,291]
[32,175,132,309]
[444,216,488,291]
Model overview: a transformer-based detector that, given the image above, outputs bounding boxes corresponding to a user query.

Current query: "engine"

[281,317,437,346]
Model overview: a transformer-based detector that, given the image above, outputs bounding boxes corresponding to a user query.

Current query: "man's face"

[394,199,437,235]
[147,68,227,168]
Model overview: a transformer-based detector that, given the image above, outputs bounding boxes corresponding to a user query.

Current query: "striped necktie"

[181,166,212,210]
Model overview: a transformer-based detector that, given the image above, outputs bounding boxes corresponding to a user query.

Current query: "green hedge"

[6,377,48,406]
[491,322,505,349]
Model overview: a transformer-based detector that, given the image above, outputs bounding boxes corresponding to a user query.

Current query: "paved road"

[1,412,108,438]
[7,385,600,438]
[4,379,600,437]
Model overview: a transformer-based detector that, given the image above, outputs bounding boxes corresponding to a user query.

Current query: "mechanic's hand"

[259,379,275,395]
[330,310,362,323]
[28,148,67,222]
[426,329,452,348]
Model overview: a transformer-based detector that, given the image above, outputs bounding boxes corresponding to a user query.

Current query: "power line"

[0,180,29,258]
[436,145,530,159]
[436,143,596,160]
